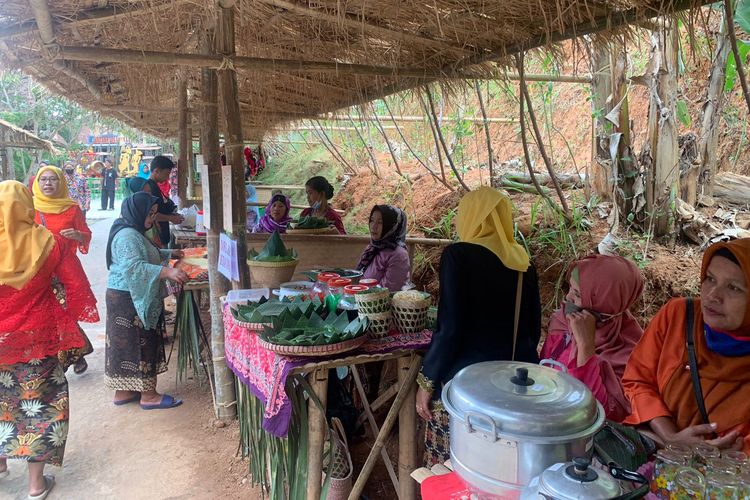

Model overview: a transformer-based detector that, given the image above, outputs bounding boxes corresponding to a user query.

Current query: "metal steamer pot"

[442,361,605,496]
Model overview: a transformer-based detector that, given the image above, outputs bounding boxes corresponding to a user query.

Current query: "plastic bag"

[178,204,199,229]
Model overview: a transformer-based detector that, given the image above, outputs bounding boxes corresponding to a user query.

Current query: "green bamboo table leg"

[306,368,329,500]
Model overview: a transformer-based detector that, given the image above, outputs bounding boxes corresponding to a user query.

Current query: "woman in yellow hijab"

[32,166,98,374]
[417,186,542,466]
[0,180,98,499]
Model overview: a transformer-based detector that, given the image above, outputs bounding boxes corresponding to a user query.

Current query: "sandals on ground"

[28,474,55,500]
[140,394,183,410]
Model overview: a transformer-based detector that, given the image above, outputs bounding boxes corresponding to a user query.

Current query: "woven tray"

[258,333,368,357]
[286,226,335,235]
[231,315,270,332]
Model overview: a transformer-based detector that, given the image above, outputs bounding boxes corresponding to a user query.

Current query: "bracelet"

[417,371,435,393]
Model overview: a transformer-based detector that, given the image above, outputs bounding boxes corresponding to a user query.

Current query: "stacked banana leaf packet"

[248,230,298,261]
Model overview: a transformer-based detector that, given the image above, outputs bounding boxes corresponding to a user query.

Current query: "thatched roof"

[0,0,708,141]
[0,118,57,153]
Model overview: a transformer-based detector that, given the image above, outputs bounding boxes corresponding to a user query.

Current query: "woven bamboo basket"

[391,291,431,334]
[354,288,391,315]
[427,306,439,330]
[258,333,368,357]
[359,311,391,339]
[247,259,298,289]
[286,226,335,235]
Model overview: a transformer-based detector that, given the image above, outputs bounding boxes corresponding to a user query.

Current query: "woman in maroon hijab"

[540,254,644,422]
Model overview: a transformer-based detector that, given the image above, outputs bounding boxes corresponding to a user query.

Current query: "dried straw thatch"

[0,0,708,141]
[0,118,57,153]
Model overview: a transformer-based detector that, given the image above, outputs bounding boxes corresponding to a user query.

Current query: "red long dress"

[0,236,98,364]
[35,205,92,254]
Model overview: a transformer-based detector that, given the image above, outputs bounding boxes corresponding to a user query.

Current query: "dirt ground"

[1,206,255,500]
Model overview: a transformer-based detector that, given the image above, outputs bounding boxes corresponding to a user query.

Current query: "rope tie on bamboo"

[41,40,60,60]
[216,56,235,72]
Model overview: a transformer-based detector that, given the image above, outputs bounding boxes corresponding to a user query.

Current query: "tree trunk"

[200,28,236,420]
[216,1,250,289]
[177,79,189,208]
[590,40,613,198]
[697,13,731,199]
[645,25,680,237]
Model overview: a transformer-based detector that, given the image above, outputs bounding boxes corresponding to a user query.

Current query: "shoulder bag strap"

[685,297,711,425]
[512,271,524,361]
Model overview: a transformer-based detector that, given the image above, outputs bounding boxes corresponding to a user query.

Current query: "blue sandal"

[140,394,183,410]
[113,394,140,406]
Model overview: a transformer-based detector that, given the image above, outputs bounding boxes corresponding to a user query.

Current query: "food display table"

[172,228,206,248]
[224,304,431,500]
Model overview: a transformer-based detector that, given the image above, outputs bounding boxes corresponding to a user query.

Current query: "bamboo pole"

[475,81,495,183]
[348,355,422,500]
[398,355,418,500]
[306,369,329,500]
[200,29,236,420]
[424,86,471,191]
[177,80,189,208]
[216,0,250,288]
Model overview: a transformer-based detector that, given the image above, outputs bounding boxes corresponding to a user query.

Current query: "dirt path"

[2,205,256,500]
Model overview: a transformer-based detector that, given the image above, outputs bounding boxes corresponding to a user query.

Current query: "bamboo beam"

[178,80,189,208]
[216,0,250,288]
[256,0,472,55]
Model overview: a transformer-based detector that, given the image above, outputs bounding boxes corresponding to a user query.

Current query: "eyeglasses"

[38,177,60,184]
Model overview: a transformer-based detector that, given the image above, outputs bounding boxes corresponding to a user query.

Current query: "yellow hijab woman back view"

[0,181,55,289]
[32,165,78,214]
[455,186,529,272]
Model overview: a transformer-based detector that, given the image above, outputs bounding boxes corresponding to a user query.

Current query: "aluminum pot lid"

[536,458,622,499]
[443,361,601,438]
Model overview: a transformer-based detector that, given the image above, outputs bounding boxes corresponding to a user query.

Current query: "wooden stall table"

[223,304,430,500]
[172,227,206,248]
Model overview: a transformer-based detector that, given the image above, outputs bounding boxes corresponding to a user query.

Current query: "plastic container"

[652,449,690,499]
[328,278,352,295]
[339,284,368,321]
[226,288,270,309]
[673,467,705,499]
[705,470,739,499]
[313,272,340,300]
[359,278,379,287]
[195,210,206,236]
[693,443,721,476]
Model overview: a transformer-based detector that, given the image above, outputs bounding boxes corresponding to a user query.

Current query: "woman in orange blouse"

[623,238,750,452]
[33,165,97,374]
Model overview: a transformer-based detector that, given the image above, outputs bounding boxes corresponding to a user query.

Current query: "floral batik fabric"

[423,400,451,467]
[0,357,69,466]
[104,289,167,392]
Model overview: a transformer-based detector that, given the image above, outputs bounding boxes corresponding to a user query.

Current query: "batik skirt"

[52,277,94,371]
[104,289,167,392]
[423,400,451,467]
[0,357,69,466]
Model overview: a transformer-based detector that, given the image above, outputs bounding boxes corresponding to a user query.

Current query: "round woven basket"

[359,311,391,339]
[391,294,430,334]
[258,333,368,357]
[286,226,335,235]
[247,259,298,289]
[354,288,391,315]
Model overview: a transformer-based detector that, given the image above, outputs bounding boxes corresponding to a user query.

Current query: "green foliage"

[736,0,750,34]
[421,208,457,240]
[676,100,692,127]
[248,230,298,262]
[725,40,750,92]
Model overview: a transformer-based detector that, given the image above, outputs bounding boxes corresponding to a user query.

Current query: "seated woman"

[623,238,750,451]
[254,193,292,233]
[33,165,99,375]
[356,204,410,292]
[540,254,644,422]
[416,187,542,466]
[301,175,346,234]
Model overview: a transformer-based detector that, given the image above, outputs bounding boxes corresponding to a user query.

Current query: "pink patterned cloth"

[223,303,431,437]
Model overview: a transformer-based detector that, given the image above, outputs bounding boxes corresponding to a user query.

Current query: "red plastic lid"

[344,284,369,295]
[359,278,379,286]
[329,278,352,288]
[317,272,340,283]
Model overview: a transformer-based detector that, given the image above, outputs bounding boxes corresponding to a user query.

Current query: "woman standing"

[254,193,292,233]
[356,204,410,292]
[62,162,90,218]
[105,192,188,409]
[301,176,346,234]
[416,187,542,466]
[0,181,98,499]
[33,165,98,374]
[540,254,644,422]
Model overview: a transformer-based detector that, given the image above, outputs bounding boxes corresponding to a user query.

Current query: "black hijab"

[356,205,407,271]
[106,192,160,269]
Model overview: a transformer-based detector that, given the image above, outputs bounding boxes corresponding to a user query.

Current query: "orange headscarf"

[32,165,78,215]
[700,238,750,333]
[0,180,55,289]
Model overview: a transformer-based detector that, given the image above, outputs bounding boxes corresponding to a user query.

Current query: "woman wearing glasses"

[33,166,99,375]
[540,254,644,422]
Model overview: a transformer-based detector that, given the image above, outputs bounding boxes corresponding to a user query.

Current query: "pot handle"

[540,358,568,373]
[464,411,498,442]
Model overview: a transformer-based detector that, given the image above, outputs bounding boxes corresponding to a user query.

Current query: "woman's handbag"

[323,417,353,500]
[594,420,656,471]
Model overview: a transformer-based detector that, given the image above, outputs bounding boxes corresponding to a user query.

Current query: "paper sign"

[218,233,239,281]
[199,162,210,229]
[222,164,233,234]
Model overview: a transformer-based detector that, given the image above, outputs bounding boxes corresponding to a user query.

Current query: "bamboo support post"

[348,354,422,500]
[398,355,418,500]
[201,30,236,420]
[306,368,329,500]
[216,0,250,288]
[177,80,189,208]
